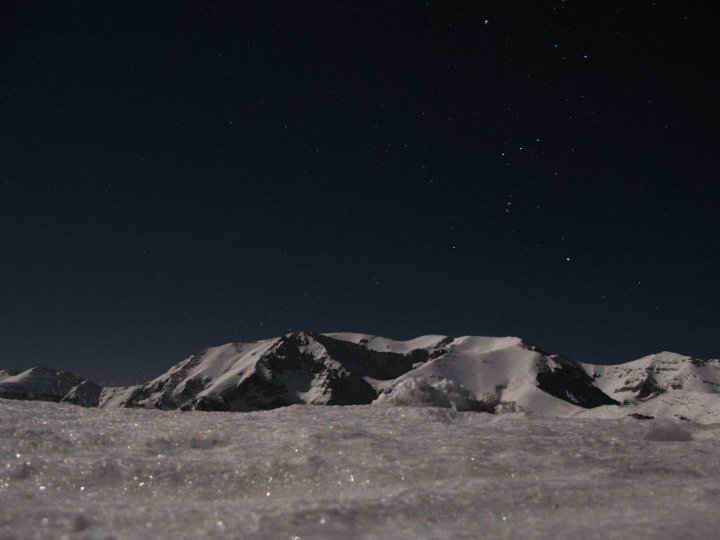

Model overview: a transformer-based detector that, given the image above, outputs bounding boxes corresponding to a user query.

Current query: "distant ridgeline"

[2,332,719,422]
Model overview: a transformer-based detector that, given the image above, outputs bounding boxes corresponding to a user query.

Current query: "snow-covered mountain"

[106,332,444,411]
[578,352,720,422]
[0,366,102,407]
[100,332,616,414]
[3,333,718,422]
[373,335,617,415]
[584,351,720,402]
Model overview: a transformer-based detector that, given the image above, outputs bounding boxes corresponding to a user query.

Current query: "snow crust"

[2,399,720,539]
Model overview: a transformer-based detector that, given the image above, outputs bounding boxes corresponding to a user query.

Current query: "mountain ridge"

[2,331,718,422]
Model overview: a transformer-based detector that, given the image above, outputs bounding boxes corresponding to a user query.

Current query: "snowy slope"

[570,353,720,422]
[584,352,720,402]
[98,385,139,408]
[573,391,720,424]
[0,366,101,407]
[375,336,617,415]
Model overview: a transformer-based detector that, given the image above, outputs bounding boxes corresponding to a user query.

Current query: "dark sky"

[2,1,719,385]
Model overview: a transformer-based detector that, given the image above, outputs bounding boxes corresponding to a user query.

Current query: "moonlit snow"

[2,399,719,539]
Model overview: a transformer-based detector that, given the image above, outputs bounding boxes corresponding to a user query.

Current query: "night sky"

[2,1,719,385]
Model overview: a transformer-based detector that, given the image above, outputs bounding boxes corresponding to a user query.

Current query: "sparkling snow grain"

[1,399,719,539]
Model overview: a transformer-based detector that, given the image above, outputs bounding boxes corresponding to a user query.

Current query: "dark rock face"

[0,367,101,407]
[636,373,665,400]
[313,334,429,379]
[614,371,667,400]
[630,412,654,420]
[62,379,103,407]
[536,356,619,409]
[322,369,379,405]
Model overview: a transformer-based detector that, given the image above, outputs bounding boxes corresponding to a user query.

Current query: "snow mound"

[644,421,694,442]
[374,376,493,411]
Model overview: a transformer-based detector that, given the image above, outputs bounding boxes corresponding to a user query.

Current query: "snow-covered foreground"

[2,399,719,539]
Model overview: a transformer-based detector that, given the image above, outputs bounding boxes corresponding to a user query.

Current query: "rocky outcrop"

[536,355,619,408]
